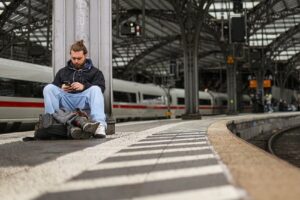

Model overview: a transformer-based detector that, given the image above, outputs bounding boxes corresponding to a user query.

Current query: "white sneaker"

[94,124,106,138]
[82,122,100,134]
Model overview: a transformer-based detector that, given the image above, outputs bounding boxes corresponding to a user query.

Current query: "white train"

[0,58,251,132]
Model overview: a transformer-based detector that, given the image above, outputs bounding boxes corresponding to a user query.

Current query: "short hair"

[70,40,88,54]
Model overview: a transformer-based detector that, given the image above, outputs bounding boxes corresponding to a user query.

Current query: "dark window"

[0,77,46,98]
[177,98,185,105]
[222,100,228,106]
[199,99,211,105]
[113,91,137,103]
[242,100,251,106]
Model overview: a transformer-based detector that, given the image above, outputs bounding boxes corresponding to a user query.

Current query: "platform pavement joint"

[0,119,247,200]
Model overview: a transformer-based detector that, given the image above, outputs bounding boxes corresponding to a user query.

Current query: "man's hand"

[62,82,84,92]
[70,82,84,91]
[62,84,73,92]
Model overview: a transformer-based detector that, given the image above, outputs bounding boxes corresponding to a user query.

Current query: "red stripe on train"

[0,101,227,110]
[113,104,218,110]
[0,101,44,108]
[113,104,168,109]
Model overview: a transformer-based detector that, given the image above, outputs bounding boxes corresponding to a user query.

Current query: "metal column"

[181,1,201,120]
[182,39,201,119]
[52,0,115,134]
[227,62,238,114]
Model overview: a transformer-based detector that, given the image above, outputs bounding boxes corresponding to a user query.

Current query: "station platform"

[1,114,300,200]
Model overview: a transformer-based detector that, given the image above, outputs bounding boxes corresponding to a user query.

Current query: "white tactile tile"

[88,153,217,170]
[50,165,225,192]
[115,146,211,156]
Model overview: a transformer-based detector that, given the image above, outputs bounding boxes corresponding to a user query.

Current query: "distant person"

[278,99,284,111]
[43,40,106,138]
[265,93,273,113]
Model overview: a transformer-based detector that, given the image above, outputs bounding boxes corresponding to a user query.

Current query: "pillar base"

[182,113,202,120]
[106,117,116,135]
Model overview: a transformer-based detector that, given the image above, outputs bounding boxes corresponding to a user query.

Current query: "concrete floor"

[2,113,300,200]
[0,118,245,200]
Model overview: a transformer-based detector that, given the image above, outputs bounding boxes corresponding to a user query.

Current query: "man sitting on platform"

[43,40,106,138]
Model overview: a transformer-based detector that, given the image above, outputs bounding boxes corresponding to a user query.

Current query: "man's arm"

[52,69,63,87]
[52,69,74,92]
[83,69,105,93]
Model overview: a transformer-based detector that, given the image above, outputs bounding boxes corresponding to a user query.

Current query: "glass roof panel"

[1,0,300,75]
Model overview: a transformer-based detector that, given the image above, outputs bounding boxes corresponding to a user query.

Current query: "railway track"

[268,127,300,168]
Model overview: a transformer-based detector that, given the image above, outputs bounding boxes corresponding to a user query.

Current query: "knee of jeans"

[43,84,57,94]
[89,86,102,93]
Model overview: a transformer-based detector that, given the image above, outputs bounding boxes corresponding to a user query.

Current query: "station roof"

[1,0,300,82]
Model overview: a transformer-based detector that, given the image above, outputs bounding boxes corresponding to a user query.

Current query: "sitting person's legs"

[43,84,106,138]
[84,86,107,127]
[43,84,62,114]
[81,86,107,138]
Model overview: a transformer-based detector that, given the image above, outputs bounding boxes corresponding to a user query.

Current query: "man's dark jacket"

[52,59,105,93]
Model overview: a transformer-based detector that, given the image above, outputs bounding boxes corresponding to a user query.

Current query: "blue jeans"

[43,84,107,127]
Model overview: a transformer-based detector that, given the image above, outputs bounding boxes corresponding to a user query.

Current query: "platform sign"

[249,80,257,88]
[249,80,271,88]
[264,80,271,88]
[227,55,234,64]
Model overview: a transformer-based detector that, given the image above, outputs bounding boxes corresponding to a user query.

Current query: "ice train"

[0,58,250,132]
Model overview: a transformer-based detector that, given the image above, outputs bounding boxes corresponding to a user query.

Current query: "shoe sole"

[83,122,100,134]
[71,128,92,139]
[94,133,106,139]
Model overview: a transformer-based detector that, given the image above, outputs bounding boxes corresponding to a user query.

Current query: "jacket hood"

[67,58,93,71]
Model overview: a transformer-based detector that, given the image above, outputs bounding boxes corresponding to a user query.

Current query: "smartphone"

[63,81,72,86]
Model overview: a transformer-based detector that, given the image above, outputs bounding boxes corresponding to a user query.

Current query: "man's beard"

[74,63,84,69]
[74,64,83,69]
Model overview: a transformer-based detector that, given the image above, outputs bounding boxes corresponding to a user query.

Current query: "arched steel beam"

[248,0,282,25]
[1,1,49,29]
[0,0,25,28]
[144,53,181,67]
[246,0,300,35]
[4,18,50,34]
[114,36,169,48]
[268,40,300,60]
[126,35,181,68]
[143,50,222,68]
[0,20,50,53]
[286,51,300,66]
[266,23,300,58]
[113,7,219,37]
[198,50,222,60]
[112,8,178,27]
[249,6,300,35]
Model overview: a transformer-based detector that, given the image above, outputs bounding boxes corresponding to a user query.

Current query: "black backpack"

[33,113,68,140]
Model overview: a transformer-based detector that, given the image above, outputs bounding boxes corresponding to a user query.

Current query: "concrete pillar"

[52,0,115,134]
[75,0,89,50]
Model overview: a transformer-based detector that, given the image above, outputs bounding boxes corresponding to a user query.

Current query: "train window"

[0,77,46,98]
[222,100,228,106]
[113,91,137,103]
[0,78,14,96]
[242,100,251,106]
[142,94,165,104]
[199,99,211,105]
[177,98,185,105]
